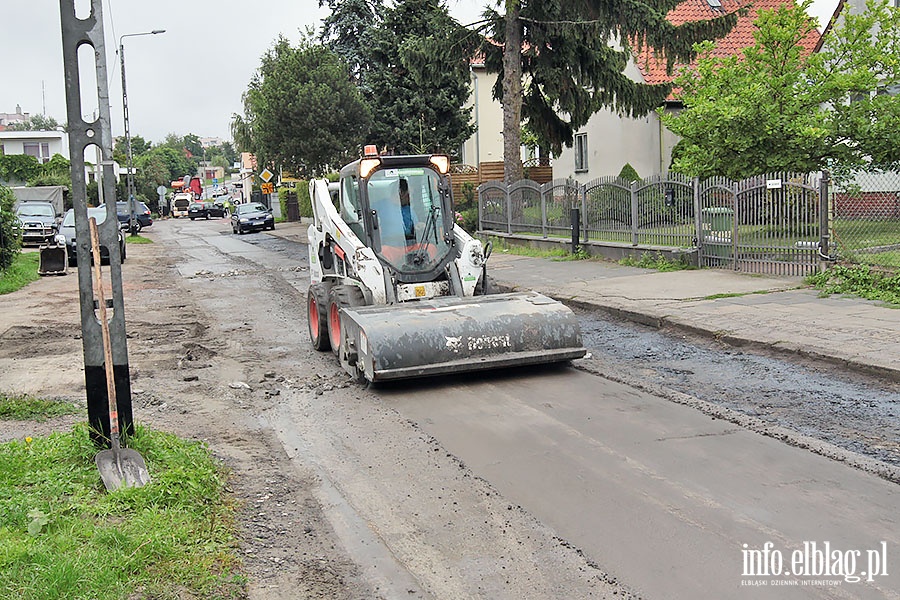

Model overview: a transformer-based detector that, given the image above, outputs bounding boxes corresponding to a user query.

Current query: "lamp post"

[119,29,165,235]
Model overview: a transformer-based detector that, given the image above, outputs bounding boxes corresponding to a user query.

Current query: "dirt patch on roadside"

[0,237,377,599]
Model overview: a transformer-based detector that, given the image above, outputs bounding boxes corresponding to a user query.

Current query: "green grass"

[0,393,80,421]
[619,251,694,272]
[806,264,900,307]
[125,235,153,244]
[0,252,39,295]
[0,423,245,599]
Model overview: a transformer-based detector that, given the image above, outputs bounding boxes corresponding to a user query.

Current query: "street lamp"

[119,29,165,235]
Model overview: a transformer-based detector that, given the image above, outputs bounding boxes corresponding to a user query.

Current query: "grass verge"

[619,251,694,272]
[0,252,40,295]
[0,423,245,599]
[126,235,153,244]
[806,264,900,307]
[0,393,80,421]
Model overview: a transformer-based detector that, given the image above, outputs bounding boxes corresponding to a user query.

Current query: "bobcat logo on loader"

[445,336,463,353]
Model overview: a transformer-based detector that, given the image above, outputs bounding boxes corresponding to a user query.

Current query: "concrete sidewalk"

[271,221,900,380]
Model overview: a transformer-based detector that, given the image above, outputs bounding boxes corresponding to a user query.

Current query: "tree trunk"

[502,0,523,184]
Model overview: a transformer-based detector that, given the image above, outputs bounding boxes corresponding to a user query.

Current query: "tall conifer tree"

[481,0,739,182]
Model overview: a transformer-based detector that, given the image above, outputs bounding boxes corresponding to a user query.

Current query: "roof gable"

[636,0,821,97]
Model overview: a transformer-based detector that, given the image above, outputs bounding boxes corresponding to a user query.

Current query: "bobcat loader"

[307,147,585,382]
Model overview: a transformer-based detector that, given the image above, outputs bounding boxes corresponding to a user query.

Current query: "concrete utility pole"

[119,29,165,234]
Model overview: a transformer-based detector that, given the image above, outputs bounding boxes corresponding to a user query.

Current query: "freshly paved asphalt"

[271,220,900,381]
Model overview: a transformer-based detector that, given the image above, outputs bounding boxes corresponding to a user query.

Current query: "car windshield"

[239,204,267,214]
[61,208,109,227]
[190,203,204,209]
[16,204,54,217]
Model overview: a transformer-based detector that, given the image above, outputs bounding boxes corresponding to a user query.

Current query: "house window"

[23,142,51,164]
[574,133,588,172]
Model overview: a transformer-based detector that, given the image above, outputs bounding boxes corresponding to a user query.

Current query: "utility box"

[701,207,734,234]
[701,207,734,260]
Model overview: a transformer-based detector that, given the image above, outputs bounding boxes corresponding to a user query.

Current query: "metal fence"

[830,170,900,270]
[479,172,829,276]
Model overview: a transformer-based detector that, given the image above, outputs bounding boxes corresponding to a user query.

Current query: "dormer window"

[707,0,723,8]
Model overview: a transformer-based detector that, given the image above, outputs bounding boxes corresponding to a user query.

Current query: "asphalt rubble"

[271,220,900,382]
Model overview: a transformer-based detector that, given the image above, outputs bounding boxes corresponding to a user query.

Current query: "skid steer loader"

[307,147,585,382]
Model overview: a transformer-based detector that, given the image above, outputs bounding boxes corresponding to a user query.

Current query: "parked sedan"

[98,201,153,232]
[58,208,126,267]
[188,202,210,220]
[231,202,275,234]
[208,201,228,218]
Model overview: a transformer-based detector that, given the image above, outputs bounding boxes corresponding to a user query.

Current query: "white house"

[0,129,69,163]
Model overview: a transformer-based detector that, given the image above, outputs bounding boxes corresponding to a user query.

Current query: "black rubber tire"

[308,283,331,352]
[327,284,367,357]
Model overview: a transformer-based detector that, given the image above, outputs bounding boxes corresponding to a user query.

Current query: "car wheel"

[206,214,210,220]
[269,223,275,230]
[132,221,142,234]
[190,217,195,221]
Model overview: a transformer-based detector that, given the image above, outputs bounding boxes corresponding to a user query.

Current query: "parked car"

[98,201,153,232]
[58,207,127,267]
[188,202,210,220]
[231,202,275,234]
[14,201,60,246]
[208,201,228,218]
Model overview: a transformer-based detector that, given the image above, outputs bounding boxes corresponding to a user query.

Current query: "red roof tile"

[635,0,821,99]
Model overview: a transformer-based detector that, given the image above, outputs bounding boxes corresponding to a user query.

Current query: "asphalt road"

[159,218,899,599]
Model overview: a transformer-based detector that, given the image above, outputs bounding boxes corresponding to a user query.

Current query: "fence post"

[630,181,639,246]
[819,171,830,266]
[506,183,512,235]
[580,183,588,243]
[477,184,482,231]
[693,177,702,264]
[571,206,581,254]
[541,182,548,238]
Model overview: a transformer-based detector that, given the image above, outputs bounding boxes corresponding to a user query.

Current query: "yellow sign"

[261,182,274,194]
[260,168,274,183]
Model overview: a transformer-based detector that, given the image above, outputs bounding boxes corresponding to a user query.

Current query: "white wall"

[461,66,504,167]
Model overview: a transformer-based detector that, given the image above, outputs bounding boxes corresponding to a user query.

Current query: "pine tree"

[364,0,475,158]
[318,0,383,85]
[481,0,739,182]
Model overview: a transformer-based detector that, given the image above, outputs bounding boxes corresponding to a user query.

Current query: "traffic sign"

[260,168,274,183]
[261,182,274,194]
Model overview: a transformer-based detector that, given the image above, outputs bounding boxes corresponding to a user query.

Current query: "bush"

[0,185,22,272]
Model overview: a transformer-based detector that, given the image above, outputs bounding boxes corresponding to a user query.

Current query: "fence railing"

[479,172,832,276]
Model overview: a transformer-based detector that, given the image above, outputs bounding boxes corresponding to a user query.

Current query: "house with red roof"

[555,0,824,181]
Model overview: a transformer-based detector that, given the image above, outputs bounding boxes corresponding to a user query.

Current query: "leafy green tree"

[662,0,900,179]
[6,114,64,132]
[232,33,372,177]
[0,184,21,271]
[364,0,475,158]
[481,0,738,182]
[319,0,383,84]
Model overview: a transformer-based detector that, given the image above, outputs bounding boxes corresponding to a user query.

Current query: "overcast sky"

[2,0,837,146]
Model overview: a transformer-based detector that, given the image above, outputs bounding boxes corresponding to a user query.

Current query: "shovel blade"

[95,448,151,491]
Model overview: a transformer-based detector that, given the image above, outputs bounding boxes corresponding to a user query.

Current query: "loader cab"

[340,154,455,283]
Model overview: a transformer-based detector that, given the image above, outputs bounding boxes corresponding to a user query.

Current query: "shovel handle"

[89,218,120,442]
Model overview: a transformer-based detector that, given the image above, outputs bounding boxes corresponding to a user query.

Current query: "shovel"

[89,217,150,491]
